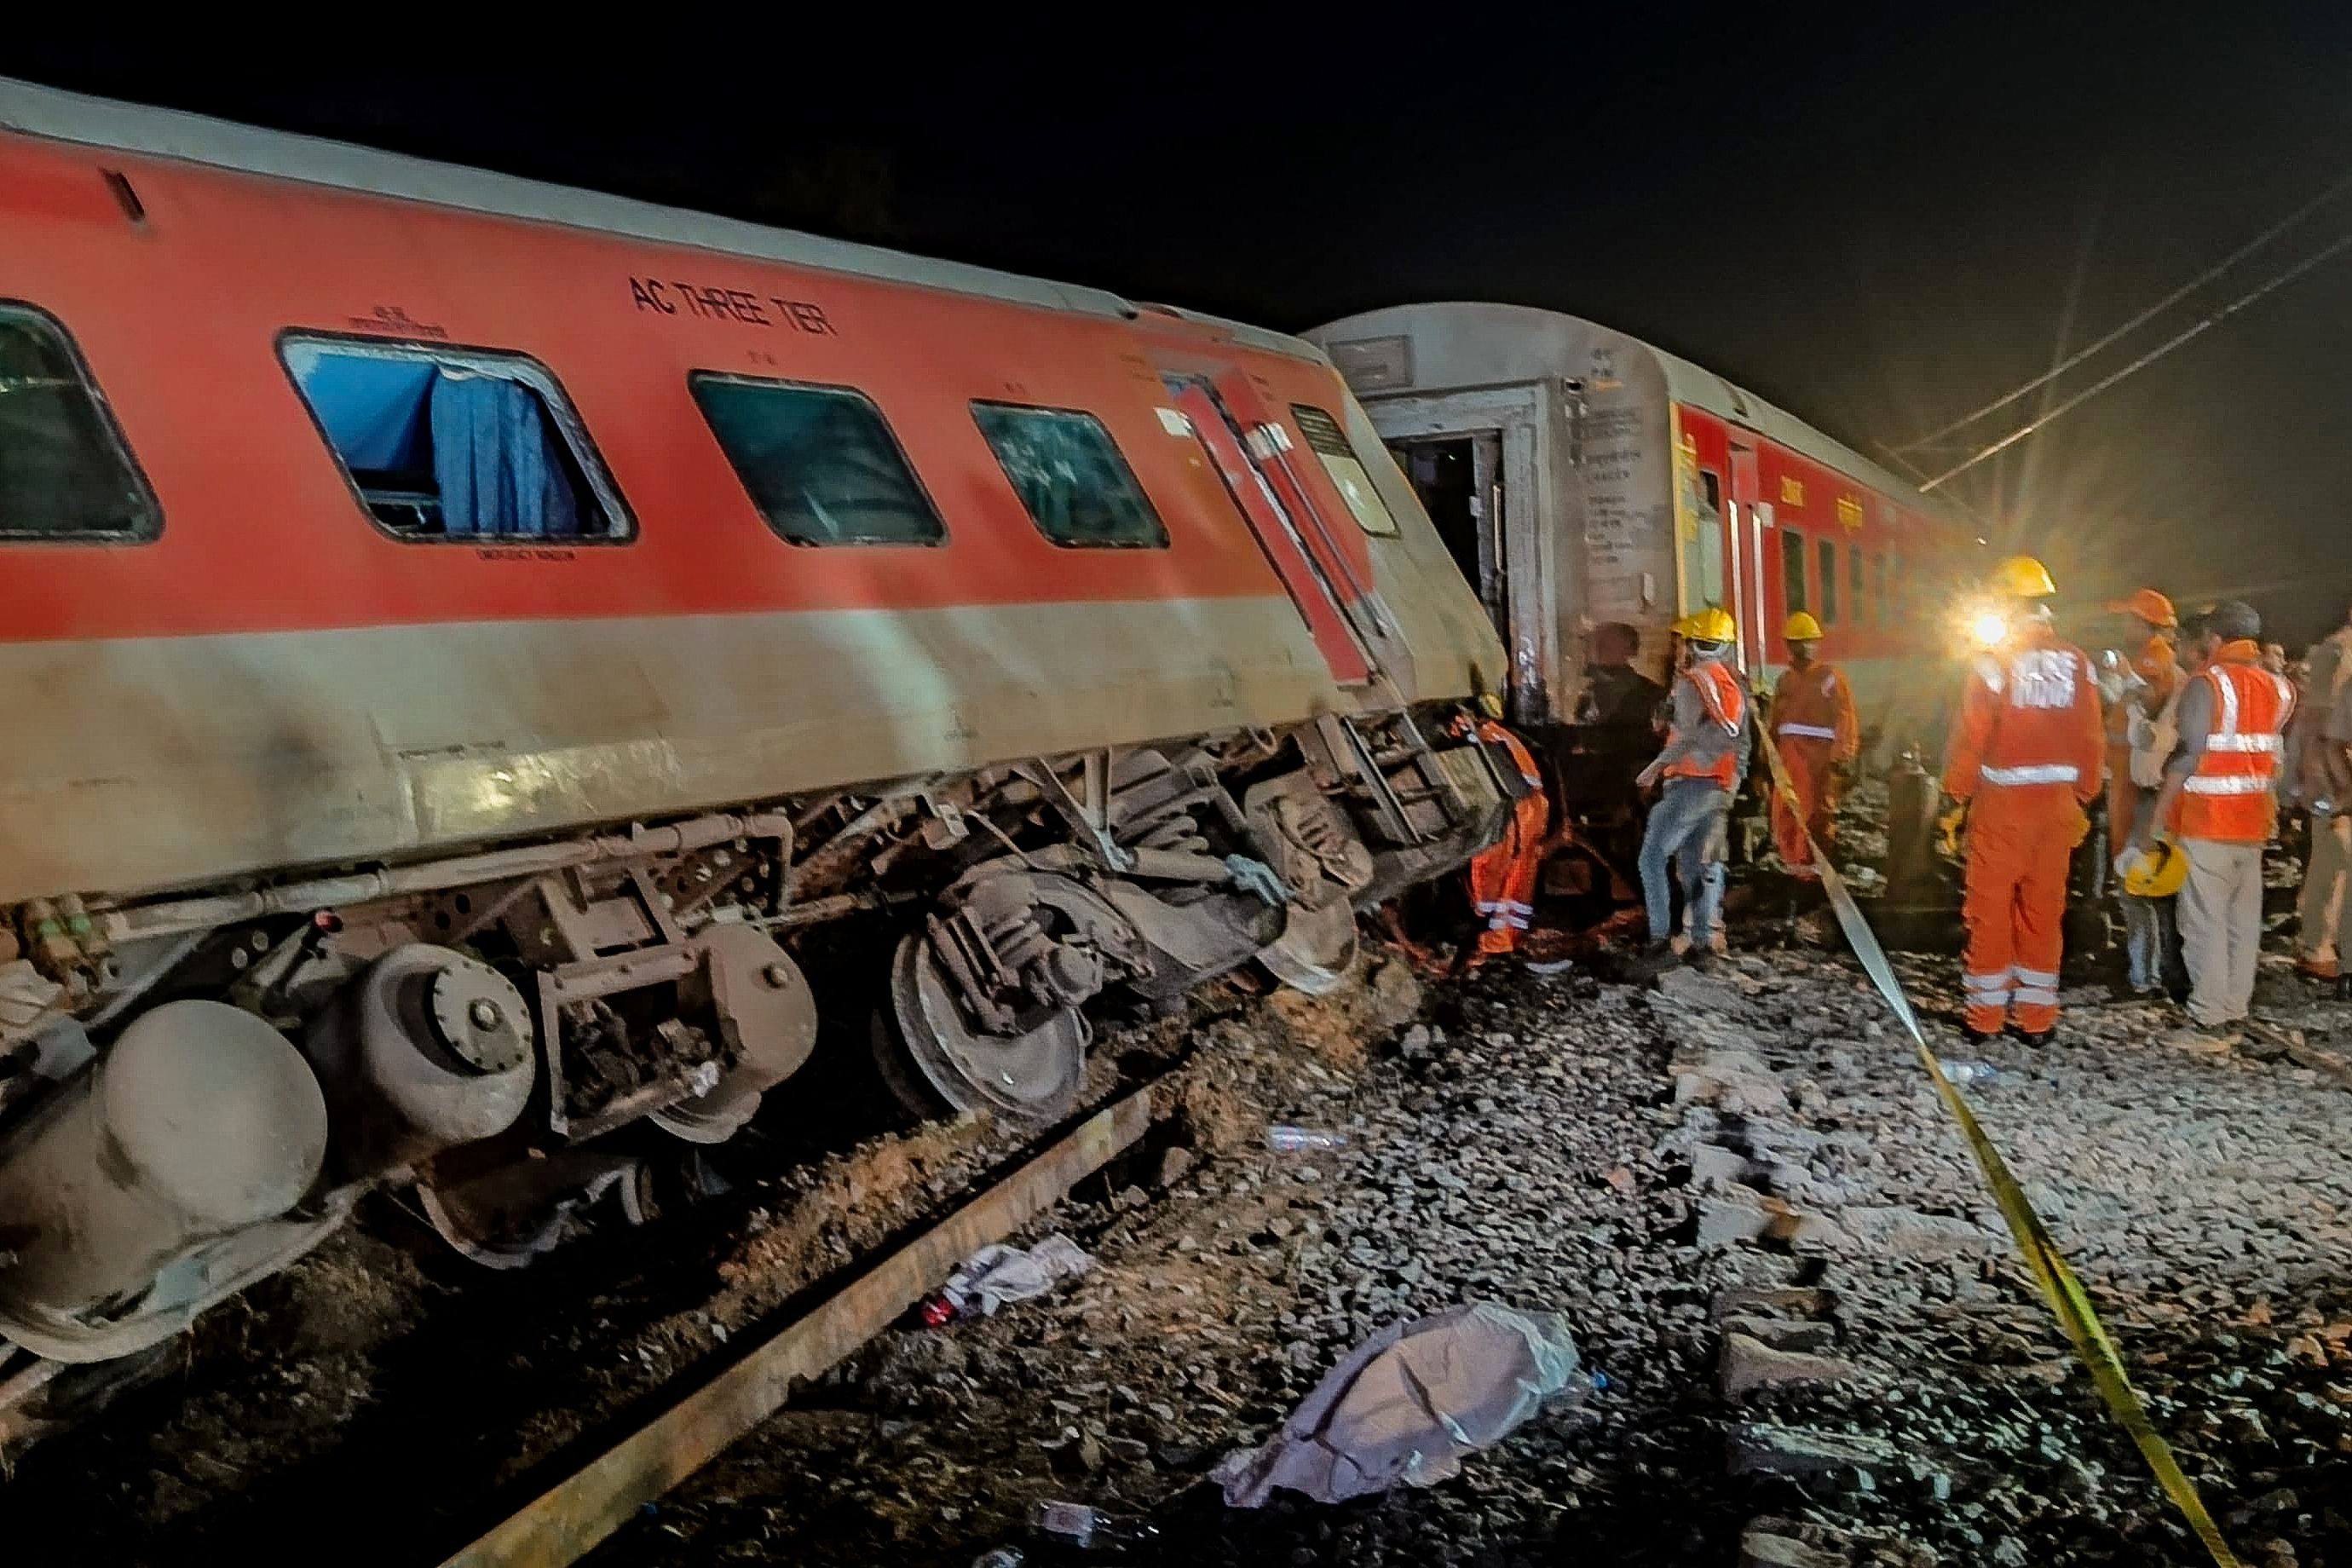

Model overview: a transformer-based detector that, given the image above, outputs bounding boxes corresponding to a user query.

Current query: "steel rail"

[433,1085,1154,1568]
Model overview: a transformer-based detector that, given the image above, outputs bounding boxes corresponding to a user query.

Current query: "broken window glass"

[281,337,629,542]
[971,403,1167,548]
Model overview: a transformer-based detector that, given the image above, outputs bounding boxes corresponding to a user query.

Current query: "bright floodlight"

[1969,609,2009,650]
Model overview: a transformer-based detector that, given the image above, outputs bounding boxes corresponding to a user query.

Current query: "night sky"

[22,10,2352,641]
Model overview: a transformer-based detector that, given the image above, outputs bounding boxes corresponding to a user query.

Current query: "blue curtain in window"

[429,373,579,537]
[297,355,435,472]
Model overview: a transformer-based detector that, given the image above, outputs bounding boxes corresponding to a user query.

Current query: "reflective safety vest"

[1663,660,1747,788]
[1940,634,2104,802]
[2175,646,2295,843]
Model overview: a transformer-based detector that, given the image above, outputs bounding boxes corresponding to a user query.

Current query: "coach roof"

[0,77,1322,366]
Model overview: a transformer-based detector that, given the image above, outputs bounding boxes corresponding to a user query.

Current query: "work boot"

[2005,1023,2052,1050]
[1669,933,1692,957]
[2163,1019,2240,1056]
[2298,953,2342,983]
[1625,941,1681,980]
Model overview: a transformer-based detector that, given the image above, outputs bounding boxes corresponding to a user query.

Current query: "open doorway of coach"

[1390,433,1508,647]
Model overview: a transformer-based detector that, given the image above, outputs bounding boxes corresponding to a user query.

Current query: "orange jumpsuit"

[1942,627,2105,1036]
[1464,719,1549,956]
[1768,660,1859,877]
[2104,631,2178,859]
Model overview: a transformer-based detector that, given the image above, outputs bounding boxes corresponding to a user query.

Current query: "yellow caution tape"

[1751,727,2241,1568]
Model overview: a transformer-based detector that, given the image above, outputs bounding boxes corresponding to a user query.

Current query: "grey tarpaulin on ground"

[1211,1302,1585,1507]
[1752,725,2243,1568]
[939,1233,1093,1317]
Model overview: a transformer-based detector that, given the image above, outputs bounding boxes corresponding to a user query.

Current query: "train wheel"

[875,931,1089,1127]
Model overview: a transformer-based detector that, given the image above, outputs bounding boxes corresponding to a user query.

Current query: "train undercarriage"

[0,708,1505,1377]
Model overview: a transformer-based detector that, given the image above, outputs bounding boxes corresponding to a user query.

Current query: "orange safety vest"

[1940,633,2103,803]
[2174,643,2295,842]
[1663,660,1746,788]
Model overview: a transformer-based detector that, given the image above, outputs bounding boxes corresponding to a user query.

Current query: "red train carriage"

[1305,303,1978,729]
[0,82,1507,1372]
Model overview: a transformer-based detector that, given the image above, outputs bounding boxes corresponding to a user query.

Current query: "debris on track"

[10,930,2352,1568]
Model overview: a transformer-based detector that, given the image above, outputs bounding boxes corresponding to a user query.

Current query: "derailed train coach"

[0,82,1510,1371]
[1305,303,1982,736]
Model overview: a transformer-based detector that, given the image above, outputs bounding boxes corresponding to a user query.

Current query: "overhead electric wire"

[1894,170,2352,455]
[1918,226,2352,491]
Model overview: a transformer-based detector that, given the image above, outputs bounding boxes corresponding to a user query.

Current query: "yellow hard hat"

[1991,555,2058,599]
[1673,606,1738,644]
[2119,837,2188,899]
[1783,611,1825,642]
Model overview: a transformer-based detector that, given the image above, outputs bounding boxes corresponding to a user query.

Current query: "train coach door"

[1392,431,1507,637]
[1165,379,1376,686]
[1729,443,1767,677]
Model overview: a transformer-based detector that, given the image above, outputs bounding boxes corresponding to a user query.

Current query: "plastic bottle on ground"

[1265,1125,1347,1153]
[1028,1499,1160,1549]
[1938,1060,1999,1088]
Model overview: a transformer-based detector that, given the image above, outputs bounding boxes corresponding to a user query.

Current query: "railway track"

[438,1085,1155,1568]
[0,972,1300,1564]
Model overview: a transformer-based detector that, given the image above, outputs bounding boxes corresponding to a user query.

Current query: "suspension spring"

[1133,807,1209,857]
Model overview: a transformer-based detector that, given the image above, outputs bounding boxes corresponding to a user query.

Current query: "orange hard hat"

[2106,587,2177,628]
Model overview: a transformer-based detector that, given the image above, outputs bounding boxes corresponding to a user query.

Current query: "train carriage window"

[690,374,943,545]
[1850,547,1866,627]
[971,402,1167,548]
[1817,537,1840,624]
[1290,404,1400,536]
[1779,527,1809,614]
[280,336,631,542]
[0,303,159,541]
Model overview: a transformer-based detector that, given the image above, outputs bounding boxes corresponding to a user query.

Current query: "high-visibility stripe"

[2183,774,2275,796]
[1778,723,1838,740]
[1969,989,2013,1006]
[2211,664,2240,735]
[1980,763,2080,786]
[2013,986,2059,1006]
[2205,733,2278,753]
[1963,969,2014,990]
[2013,967,2059,988]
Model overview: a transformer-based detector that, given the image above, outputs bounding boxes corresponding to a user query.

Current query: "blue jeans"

[2119,892,2181,993]
[1640,778,1732,945]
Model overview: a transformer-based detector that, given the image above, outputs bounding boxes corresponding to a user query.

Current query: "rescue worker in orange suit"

[1631,607,1750,974]
[1941,556,2105,1045]
[2139,600,2296,1049]
[2101,588,2180,862]
[1767,612,1859,880]
[1458,697,1549,961]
